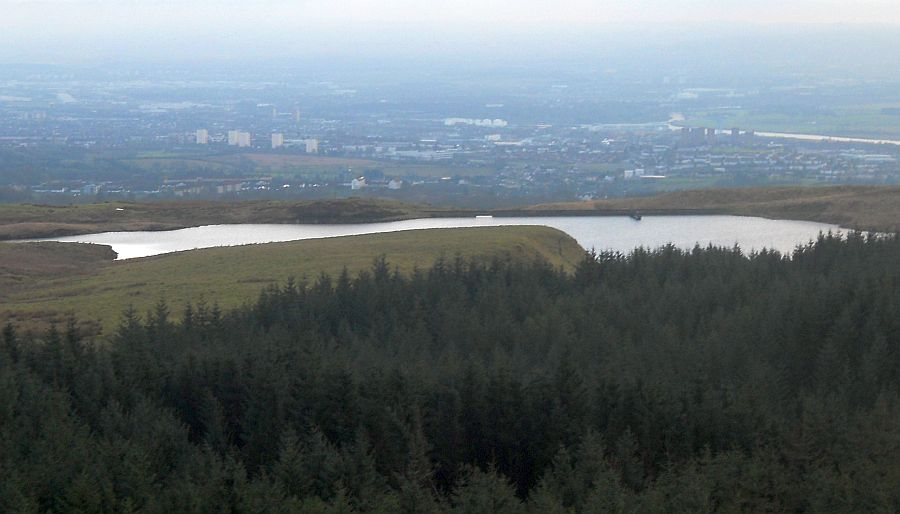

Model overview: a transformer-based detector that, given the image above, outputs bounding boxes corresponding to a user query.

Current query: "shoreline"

[1,186,897,241]
[1,209,761,242]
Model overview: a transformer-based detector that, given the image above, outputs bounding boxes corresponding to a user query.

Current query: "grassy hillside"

[0,197,424,240]
[0,242,116,298]
[528,186,900,232]
[0,226,584,332]
[5,186,898,241]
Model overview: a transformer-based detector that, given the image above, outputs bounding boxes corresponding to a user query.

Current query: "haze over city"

[2,0,900,62]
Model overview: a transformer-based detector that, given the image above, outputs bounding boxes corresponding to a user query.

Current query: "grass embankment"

[0,226,584,333]
[527,186,900,233]
[0,198,424,240]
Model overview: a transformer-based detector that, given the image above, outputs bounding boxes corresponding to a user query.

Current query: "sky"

[1,0,899,62]
[2,0,898,27]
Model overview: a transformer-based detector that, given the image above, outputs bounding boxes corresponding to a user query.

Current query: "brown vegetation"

[0,198,424,240]
[527,186,900,232]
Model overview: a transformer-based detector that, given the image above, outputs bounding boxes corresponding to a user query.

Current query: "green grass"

[124,158,236,173]
[0,226,585,332]
[622,177,723,194]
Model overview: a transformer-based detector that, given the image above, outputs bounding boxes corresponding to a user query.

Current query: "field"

[528,186,900,233]
[0,226,585,333]
[123,152,495,179]
[213,153,379,169]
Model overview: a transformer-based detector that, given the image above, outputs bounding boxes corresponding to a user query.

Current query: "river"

[668,114,900,146]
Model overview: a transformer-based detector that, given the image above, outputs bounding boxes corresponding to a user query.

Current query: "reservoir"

[42,215,842,260]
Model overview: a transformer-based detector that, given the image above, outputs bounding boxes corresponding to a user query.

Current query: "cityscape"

[1,63,898,207]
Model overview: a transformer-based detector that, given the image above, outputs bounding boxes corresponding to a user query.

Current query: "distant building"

[195,129,209,145]
[680,127,709,147]
[351,177,366,190]
[305,138,319,154]
[293,107,301,123]
[444,117,508,127]
[229,130,251,148]
[706,128,717,145]
[388,179,403,190]
[624,169,647,180]
[271,133,284,149]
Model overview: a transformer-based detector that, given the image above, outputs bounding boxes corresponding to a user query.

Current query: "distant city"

[0,63,898,207]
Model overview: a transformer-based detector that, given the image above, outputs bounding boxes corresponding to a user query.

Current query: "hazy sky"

[1,0,899,62]
[3,0,899,28]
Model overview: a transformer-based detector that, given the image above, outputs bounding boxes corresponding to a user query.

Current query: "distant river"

[668,116,900,146]
[41,216,841,260]
[749,131,900,146]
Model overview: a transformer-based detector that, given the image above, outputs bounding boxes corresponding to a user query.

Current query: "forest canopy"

[2,231,900,513]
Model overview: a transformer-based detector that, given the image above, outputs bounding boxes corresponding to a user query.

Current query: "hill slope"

[0,225,584,332]
[528,186,900,232]
[4,186,898,241]
[0,197,424,240]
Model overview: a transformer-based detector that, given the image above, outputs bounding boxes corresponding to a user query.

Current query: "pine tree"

[397,409,441,514]
[614,428,644,491]
[272,428,306,500]
[340,429,387,511]
[1,321,18,364]
[199,390,230,453]
[450,463,522,514]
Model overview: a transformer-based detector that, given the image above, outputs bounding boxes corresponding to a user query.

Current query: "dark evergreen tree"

[2,233,900,509]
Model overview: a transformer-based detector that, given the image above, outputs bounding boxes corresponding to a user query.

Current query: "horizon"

[2,0,900,63]
[2,24,899,87]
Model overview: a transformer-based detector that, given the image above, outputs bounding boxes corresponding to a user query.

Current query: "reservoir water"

[42,215,842,260]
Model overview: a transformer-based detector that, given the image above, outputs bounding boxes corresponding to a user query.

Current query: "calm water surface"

[43,216,842,260]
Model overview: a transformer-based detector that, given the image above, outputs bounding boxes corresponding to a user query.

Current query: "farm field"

[123,152,495,179]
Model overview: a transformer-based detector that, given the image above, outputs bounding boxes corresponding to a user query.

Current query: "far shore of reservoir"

[0,186,897,241]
